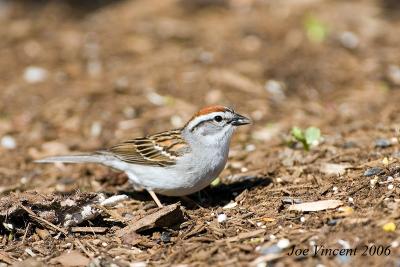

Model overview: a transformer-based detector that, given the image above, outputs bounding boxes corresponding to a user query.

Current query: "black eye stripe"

[189,118,214,132]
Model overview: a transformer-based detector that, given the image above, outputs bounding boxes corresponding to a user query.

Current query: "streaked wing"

[108,130,190,167]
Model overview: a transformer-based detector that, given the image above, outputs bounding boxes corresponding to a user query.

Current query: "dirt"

[1,0,400,266]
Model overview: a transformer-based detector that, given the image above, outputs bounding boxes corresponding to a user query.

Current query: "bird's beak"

[231,113,251,126]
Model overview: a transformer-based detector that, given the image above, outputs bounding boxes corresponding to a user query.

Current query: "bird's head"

[182,105,251,146]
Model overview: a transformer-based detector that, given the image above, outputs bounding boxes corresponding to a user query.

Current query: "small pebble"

[321,163,348,176]
[259,244,281,256]
[24,248,36,257]
[23,66,48,83]
[146,92,165,106]
[264,80,286,102]
[388,184,394,190]
[90,121,102,137]
[375,138,392,148]
[269,234,276,241]
[231,162,243,169]
[223,202,237,209]
[327,219,339,226]
[251,110,263,121]
[1,135,16,149]
[348,197,354,203]
[338,206,354,216]
[217,213,227,223]
[391,241,399,248]
[343,141,357,148]
[114,77,129,92]
[240,167,248,172]
[123,106,136,118]
[339,31,359,49]
[300,216,306,223]
[364,167,383,177]
[337,239,351,249]
[245,144,256,152]
[388,65,400,85]
[102,242,108,247]
[87,60,102,77]
[382,157,389,166]
[387,176,394,182]
[198,51,214,64]
[170,115,183,128]
[370,177,379,188]
[332,186,338,193]
[276,239,290,249]
[160,232,171,243]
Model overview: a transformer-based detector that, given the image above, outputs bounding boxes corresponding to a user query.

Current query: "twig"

[75,239,94,259]
[348,182,369,196]
[85,240,99,255]
[216,229,265,243]
[20,205,68,235]
[265,184,317,193]
[22,222,31,244]
[71,227,107,234]
[0,183,23,195]
[0,252,14,265]
[95,205,126,223]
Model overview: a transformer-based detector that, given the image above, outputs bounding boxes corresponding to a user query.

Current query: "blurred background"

[2,1,400,266]
[0,0,400,189]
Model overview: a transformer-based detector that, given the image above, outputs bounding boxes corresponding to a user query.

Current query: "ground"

[1,0,400,266]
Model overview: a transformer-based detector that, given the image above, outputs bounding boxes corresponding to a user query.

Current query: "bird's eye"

[214,115,223,122]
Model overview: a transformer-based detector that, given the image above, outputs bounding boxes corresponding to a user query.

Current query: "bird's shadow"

[118,176,272,209]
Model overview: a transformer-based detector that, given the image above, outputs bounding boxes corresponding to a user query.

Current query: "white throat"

[182,125,234,149]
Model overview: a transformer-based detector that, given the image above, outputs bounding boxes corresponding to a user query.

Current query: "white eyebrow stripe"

[186,111,226,131]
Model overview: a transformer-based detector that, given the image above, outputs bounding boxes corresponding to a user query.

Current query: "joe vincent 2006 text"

[288,245,391,257]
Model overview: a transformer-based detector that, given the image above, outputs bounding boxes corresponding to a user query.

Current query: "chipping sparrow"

[35,105,251,207]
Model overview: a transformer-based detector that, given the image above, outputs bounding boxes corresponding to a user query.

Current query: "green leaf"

[304,15,328,43]
[211,177,221,187]
[305,127,321,145]
[291,127,305,141]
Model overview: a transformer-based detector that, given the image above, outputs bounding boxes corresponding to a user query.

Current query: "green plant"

[210,177,221,187]
[304,15,328,43]
[291,126,321,151]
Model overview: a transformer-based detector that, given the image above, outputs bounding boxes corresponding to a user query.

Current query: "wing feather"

[108,130,190,166]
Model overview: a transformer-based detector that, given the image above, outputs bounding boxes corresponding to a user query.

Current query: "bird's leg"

[147,190,163,208]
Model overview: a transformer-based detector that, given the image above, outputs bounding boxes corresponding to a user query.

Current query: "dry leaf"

[117,203,184,236]
[320,163,351,176]
[288,200,343,212]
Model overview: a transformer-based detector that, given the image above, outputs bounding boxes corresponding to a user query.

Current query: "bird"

[35,105,251,207]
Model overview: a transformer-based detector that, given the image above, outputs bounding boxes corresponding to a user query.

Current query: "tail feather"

[34,154,104,164]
